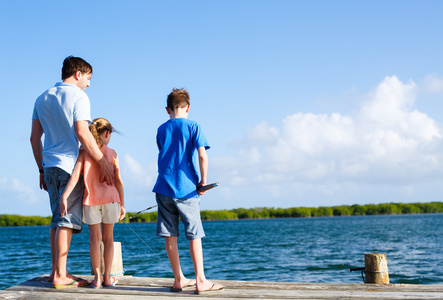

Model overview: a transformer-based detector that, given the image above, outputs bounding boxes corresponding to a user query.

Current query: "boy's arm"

[197,146,208,196]
[60,149,85,217]
[113,154,125,220]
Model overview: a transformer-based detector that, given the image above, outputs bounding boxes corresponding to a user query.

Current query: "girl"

[61,117,125,288]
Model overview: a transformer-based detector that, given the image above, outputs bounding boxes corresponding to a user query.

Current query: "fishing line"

[120,205,166,264]
[119,183,220,267]
[124,222,164,264]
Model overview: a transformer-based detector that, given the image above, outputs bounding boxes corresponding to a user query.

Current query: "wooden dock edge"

[1,275,443,299]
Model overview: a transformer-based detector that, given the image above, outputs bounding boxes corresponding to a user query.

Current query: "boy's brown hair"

[167,88,190,111]
[61,56,93,80]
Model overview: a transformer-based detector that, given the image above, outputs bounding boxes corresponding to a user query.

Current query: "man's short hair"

[167,88,190,111]
[61,56,93,80]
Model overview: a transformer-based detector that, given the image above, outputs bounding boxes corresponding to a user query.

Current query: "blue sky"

[1,1,443,216]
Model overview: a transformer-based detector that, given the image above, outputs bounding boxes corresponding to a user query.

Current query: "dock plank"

[1,275,443,299]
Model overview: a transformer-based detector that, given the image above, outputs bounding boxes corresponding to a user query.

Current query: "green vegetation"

[0,214,51,227]
[1,202,443,226]
[123,211,158,223]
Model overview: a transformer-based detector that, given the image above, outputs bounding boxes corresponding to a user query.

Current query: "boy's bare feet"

[195,281,224,294]
[170,278,197,292]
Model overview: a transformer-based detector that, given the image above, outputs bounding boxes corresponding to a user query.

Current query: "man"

[30,56,114,289]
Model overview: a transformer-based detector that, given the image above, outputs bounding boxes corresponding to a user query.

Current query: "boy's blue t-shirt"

[153,118,210,199]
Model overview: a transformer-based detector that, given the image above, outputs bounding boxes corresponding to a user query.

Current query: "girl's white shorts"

[83,202,120,225]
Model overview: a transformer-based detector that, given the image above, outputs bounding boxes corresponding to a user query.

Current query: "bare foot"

[53,276,89,288]
[171,278,196,291]
[48,270,55,282]
[67,273,89,285]
[196,281,224,293]
[103,276,118,287]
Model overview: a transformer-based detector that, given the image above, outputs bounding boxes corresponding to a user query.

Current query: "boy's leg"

[156,194,195,289]
[89,224,103,287]
[165,236,196,289]
[102,223,115,286]
[189,238,223,292]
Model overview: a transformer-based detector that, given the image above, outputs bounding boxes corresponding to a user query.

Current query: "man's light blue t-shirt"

[32,82,91,174]
[153,118,210,199]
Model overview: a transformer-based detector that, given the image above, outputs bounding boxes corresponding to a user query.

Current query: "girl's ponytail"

[89,118,115,147]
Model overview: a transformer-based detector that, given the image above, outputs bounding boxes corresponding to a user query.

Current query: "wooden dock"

[1,275,443,299]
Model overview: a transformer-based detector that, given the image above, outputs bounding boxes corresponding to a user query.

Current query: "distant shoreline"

[1,201,442,227]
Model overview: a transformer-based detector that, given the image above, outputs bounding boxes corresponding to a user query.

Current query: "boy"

[153,88,224,294]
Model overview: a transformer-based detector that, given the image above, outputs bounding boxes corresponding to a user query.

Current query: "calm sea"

[1,214,442,290]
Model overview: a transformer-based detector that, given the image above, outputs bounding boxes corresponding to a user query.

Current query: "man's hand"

[39,173,47,191]
[75,120,114,185]
[98,156,114,185]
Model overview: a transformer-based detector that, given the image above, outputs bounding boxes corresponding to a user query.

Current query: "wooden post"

[90,241,124,277]
[364,253,389,284]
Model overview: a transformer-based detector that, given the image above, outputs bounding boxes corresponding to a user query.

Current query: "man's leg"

[49,227,56,279]
[189,238,223,292]
[53,227,83,287]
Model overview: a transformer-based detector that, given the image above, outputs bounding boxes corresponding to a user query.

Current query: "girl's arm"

[113,153,125,220]
[197,146,208,196]
[60,149,85,217]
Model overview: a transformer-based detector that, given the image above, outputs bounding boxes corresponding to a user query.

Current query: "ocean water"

[1,214,442,290]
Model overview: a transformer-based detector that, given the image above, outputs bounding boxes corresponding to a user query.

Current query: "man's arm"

[197,146,208,196]
[30,119,47,191]
[74,120,114,185]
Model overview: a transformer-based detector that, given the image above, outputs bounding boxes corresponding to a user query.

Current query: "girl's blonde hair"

[89,117,116,147]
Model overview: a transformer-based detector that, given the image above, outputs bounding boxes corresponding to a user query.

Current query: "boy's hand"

[197,181,207,196]
[119,206,126,220]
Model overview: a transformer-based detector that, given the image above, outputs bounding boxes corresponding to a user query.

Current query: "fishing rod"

[198,182,220,192]
[120,204,158,222]
[120,183,219,263]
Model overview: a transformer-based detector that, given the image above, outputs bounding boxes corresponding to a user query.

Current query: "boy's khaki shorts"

[83,202,120,225]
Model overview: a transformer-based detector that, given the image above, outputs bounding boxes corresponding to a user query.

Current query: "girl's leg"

[102,223,115,286]
[89,224,103,287]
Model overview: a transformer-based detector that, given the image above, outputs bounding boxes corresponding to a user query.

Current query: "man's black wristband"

[39,169,44,174]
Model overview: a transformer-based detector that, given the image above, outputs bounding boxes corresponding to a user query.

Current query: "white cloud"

[122,154,156,188]
[0,176,47,215]
[422,74,443,94]
[216,76,443,189]
[0,177,38,203]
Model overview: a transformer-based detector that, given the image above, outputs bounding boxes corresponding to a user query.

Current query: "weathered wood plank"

[1,275,443,299]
